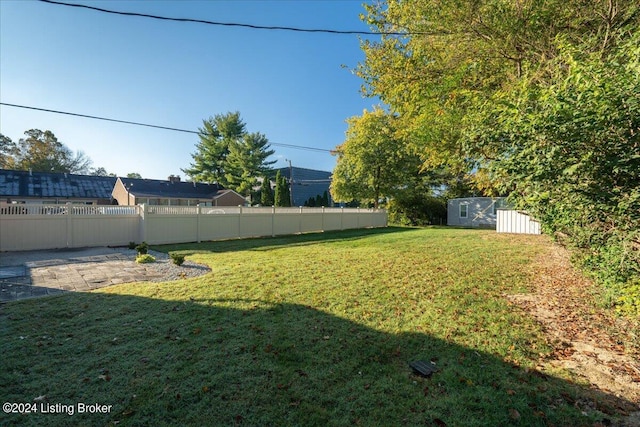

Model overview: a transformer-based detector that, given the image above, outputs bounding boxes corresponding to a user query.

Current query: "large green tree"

[182,112,246,187]
[183,112,275,195]
[225,132,276,198]
[356,0,639,189]
[331,107,421,208]
[1,129,92,173]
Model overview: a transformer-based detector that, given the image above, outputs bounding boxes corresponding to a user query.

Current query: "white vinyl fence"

[0,204,388,251]
[496,209,541,235]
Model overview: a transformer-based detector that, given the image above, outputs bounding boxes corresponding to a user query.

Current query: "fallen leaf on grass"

[509,408,520,420]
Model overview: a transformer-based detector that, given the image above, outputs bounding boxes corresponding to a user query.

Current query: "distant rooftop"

[118,177,222,199]
[0,169,117,200]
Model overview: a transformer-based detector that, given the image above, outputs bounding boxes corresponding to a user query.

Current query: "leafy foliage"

[387,190,447,226]
[0,129,92,174]
[135,254,156,264]
[89,167,116,177]
[331,107,421,208]
[170,252,185,266]
[136,242,149,255]
[0,134,20,169]
[469,33,640,313]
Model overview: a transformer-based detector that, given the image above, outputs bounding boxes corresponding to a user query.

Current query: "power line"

[0,102,333,153]
[38,0,410,36]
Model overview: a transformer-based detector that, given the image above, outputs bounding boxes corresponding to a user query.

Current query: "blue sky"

[0,0,379,180]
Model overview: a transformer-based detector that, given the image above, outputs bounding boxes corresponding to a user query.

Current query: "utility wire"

[38,0,411,36]
[0,102,333,153]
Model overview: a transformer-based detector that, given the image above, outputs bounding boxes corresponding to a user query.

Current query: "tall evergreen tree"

[274,170,291,207]
[260,176,274,206]
[182,112,246,187]
[322,191,330,207]
[225,132,276,198]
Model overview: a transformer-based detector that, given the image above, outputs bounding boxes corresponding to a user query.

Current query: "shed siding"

[496,210,541,234]
[447,197,506,228]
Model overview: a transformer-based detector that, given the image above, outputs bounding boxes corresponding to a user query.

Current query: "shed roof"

[0,169,116,199]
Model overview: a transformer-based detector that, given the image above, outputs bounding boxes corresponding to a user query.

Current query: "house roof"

[212,189,241,200]
[0,169,117,200]
[119,177,222,199]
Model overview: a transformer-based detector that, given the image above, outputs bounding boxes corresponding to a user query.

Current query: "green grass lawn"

[0,227,627,426]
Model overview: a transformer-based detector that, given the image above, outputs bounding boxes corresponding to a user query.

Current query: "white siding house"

[447,197,507,228]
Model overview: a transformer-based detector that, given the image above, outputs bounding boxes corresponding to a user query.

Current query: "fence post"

[238,205,242,238]
[321,206,325,232]
[139,204,147,243]
[341,206,344,230]
[66,202,73,248]
[196,204,201,243]
[271,206,275,237]
[299,206,303,233]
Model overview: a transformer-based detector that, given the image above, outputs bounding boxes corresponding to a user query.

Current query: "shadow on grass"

[153,226,415,255]
[1,292,635,426]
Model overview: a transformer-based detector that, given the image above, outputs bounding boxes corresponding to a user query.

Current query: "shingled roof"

[0,169,117,200]
[119,177,222,199]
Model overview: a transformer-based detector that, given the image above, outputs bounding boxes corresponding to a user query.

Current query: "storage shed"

[447,197,507,228]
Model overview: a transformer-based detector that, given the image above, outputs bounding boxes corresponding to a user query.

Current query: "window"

[460,203,468,218]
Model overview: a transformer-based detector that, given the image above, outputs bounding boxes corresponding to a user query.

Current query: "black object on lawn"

[409,360,438,377]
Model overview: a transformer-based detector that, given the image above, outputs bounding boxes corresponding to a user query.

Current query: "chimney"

[168,175,181,183]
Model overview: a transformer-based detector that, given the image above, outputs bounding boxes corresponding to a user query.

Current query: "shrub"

[136,242,149,255]
[128,241,137,250]
[170,253,185,266]
[135,254,156,264]
[387,192,447,226]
